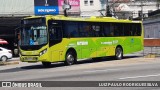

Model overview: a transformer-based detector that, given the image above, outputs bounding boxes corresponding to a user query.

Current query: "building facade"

[0,0,34,16]
[80,0,102,17]
[143,10,160,38]
[0,0,80,16]
[80,0,159,19]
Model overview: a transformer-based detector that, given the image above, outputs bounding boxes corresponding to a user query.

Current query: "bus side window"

[133,23,141,36]
[85,26,92,37]
[92,25,101,37]
[114,25,119,36]
[124,23,130,36]
[64,21,79,38]
[79,22,91,37]
[110,23,114,36]
[103,23,111,37]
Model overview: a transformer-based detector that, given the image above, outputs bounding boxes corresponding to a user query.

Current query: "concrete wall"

[143,17,160,38]
[0,0,34,16]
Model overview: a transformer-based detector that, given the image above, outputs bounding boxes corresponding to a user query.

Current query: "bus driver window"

[49,28,55,40]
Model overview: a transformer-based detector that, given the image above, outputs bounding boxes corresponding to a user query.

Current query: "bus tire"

[115,47,123,60]
[65,51,76,65]
[42,62,51,67]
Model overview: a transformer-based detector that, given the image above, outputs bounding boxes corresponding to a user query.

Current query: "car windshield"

[20,25,47,46]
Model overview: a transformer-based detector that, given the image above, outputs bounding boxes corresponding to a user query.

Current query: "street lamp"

[141,0,143,20]
[106,0,108,16]
[45,0,49,6]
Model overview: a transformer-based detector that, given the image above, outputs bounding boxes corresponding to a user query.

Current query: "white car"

[0,47,12,61]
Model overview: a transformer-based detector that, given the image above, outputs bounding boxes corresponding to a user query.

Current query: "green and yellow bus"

[19,15,143,67]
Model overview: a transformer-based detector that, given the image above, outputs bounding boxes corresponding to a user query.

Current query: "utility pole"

[141,0,143,20]
[106,0,112,17]
[45,0,49,6]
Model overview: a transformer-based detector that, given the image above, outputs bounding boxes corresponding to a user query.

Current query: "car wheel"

[1,56,8,62]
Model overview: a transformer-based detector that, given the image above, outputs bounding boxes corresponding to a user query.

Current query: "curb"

[144,54,159,58]
[0,61,19,66]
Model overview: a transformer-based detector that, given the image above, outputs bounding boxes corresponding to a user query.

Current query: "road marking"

[119,74,160,80]
[84,69,119,73]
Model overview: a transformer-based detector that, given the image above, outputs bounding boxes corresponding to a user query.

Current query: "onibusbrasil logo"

[1,82,42,87]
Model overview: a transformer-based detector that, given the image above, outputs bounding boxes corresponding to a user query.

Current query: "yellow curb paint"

[0,61,19,66]
[144,54,156,58]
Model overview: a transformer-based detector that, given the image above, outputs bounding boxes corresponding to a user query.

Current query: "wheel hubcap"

[116,49,122,58]
[67,54,74,64]
[1,56,7,61]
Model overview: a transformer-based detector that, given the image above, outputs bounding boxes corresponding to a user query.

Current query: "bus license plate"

[26,57,33,61]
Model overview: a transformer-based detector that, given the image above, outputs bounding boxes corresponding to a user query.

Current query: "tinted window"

[62,21,141,38]
[103,23,141,37]
[132,23,141,36]
[79,22,92,37]
[124,23,131,36]
[90,23,103,37]
[64,21,79,37]
[64,21,103,37]
[114,23,124,36]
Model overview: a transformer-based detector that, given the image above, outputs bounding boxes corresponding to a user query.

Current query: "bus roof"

[24,15,142,23]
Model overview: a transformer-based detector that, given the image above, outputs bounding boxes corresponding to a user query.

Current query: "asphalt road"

[0,56,160,90]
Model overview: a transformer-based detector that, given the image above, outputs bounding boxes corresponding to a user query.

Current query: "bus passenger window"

[85,26,91,37]
[103,23,111,37]
[92,25,101,37]
[110,24,114,36]
[79,23,91,37]
[64,21,79,38]
[70,30,78,37]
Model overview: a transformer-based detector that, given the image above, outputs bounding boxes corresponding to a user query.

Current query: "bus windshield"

[20,25,47,46]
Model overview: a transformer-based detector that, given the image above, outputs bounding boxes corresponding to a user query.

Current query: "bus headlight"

[40,52,43,56]
[40,49,47,56]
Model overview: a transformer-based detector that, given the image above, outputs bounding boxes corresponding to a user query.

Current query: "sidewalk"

[0,57,20,66]
[0,58,41,71]
[9,57,20,61]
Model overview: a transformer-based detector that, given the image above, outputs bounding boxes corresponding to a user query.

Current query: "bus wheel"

[42,62,51,67]
[65,51,76,65]
[115,47,123,60]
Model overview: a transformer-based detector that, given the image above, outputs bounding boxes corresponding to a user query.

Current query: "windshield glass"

[20,25,47,46]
